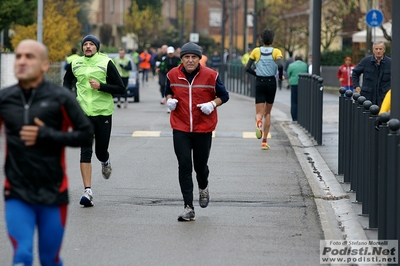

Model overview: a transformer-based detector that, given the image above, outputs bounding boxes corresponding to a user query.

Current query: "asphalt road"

[0,77,331,265]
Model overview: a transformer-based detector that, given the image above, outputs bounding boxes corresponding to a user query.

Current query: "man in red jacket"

[165,42,229,221]
[337,56,355,92]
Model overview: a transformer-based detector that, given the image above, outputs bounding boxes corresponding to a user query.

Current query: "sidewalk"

[276,85,377,242]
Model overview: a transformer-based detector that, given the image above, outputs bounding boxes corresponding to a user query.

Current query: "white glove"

[167,98,178,111]
[197,101,216,115]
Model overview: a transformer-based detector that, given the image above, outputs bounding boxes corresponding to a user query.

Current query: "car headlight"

[129,78,136,85]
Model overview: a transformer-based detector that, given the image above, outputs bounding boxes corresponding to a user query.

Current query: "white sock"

[85,188,92,195]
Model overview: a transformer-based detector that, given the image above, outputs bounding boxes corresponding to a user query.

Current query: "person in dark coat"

[352,41,391,106]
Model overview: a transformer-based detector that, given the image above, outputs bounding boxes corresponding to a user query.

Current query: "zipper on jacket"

[19,89,36,124]
[189,83,193,132]
[179,72,199,133]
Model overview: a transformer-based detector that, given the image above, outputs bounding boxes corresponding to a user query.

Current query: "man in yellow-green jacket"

[63,34,125,208]
[113,48,132,108]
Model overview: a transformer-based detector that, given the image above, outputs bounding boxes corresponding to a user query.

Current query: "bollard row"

[338,88,400,241]
[298,74,324,145]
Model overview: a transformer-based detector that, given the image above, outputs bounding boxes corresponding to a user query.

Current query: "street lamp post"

[243,0,248,51]
[311,0,321,76]
[37,0,43,43]
[252,0,257,48]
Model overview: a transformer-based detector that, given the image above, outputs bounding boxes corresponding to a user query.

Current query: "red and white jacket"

[337,63,355,87]
[167,65,218,133]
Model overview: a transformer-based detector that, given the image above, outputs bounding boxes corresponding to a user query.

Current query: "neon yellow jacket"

[72,53,115,116]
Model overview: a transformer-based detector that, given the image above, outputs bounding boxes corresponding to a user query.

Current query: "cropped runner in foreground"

[2,39,93,266]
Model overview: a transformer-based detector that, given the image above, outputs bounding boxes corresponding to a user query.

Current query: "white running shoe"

[80,190,94,207]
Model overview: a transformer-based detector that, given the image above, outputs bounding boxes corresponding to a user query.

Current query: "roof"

[352,21,392,43]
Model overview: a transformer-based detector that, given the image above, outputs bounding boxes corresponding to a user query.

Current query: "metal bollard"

[377,112,390,240]
[343,90,354,183]
[355,96,366,204]
[368,105,380,229]
[305,75,313,133]
[298,74,305,126]
[310,75,318,139]
[338,87,347,176]
[297,74,304,125]
[361,100,372,216]
[315,77,323,145]
[350,93,360,193]
[386,119,400,240]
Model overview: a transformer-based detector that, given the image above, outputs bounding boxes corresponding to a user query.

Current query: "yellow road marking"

[131,131,271,138]
[132,131,161,137]
[242,132,271,139]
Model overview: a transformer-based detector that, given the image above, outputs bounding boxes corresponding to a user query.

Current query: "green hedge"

[321,49,354,66]
[321,46,392,66]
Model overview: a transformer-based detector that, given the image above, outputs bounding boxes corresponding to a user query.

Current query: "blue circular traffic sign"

[366,9,384,27]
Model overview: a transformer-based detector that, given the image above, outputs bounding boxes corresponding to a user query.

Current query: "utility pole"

[221,0,226,61]
[180,0,185,47]
[37,0,43,43]
[366,0,372,55]
[243,0,248,51]
[193,0,197,33]
[308,0,313,59]
[252,0,257,48]
[229,0,234,60]
[311,0,321,75]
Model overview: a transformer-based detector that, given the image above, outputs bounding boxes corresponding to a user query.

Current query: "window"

[110,0,114,14]
[209,8,222,27]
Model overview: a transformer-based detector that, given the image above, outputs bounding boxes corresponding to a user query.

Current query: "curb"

[280,121,369,243]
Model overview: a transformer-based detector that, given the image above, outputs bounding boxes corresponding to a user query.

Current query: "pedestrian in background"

[113,48,132,108]
[155,45,168,104]
[245,28,284,150]
[157,46,181,111]
[284,51,294,72]
[132,49,139,70]
[149,47,158,79]
[337,56,355,92]
[210,50,221,71]
[3,39,93,266]
[63,34,125,207]
[352,40,391,106]
[284,51,294,89]
[199,46,208,67]
[165,42,229,221]
[241,48,251,66]
[287,54,308,122]
[223,48,229,63]
[64,47,80,94]
[139,48,152,86]
[64,47,80,70]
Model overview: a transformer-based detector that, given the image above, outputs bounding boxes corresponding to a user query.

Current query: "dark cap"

[81,35,100,51]
[180,42,202,59]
